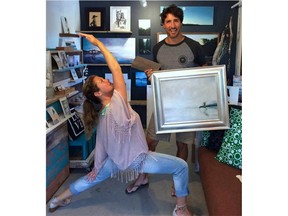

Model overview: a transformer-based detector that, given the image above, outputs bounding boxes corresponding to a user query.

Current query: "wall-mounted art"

[138,38,151,55]
[85,7,106,31]
[110,6,131,32]
[138,19,151,36]
[82,37,135,65]
[135,71,147,87]
[151,65,229,134]
[160,6,214,25]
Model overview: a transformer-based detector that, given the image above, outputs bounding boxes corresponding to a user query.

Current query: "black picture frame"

[85,8,106,31]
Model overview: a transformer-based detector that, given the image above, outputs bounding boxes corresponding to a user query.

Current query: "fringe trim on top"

[110,153,148,183]
[108,105,136,145]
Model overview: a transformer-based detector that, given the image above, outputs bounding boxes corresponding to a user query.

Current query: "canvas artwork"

[139,38,151,55]
[138,19,151,36]
[160,6,214,25]
[82,37,135,65]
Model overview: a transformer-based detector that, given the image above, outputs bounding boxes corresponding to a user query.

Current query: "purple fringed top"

[94,90,149,182]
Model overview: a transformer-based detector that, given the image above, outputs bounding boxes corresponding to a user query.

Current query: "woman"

[48,33,192,216]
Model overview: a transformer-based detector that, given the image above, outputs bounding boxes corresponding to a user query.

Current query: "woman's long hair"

[82,75,102,139]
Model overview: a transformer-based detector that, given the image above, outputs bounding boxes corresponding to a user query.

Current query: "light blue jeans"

[70,151,189,197]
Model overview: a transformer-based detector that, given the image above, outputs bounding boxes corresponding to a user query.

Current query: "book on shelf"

[46,106,61,125]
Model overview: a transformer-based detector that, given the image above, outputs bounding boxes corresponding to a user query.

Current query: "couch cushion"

[198,146,242,216]
[215,106,242,169]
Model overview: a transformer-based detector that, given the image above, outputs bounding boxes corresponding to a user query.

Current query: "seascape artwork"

[82,37,135,65]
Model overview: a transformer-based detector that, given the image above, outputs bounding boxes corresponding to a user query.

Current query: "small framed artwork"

[58,51,69,68]
[59,97,71,118]
[60,16,70,33]
[135,71,147,87]
[151,65,229,134]
[110,6,131,32]
[46,106,61,125]
[139,38,151,55]
[85,7,106,31]
[138,19,151,36]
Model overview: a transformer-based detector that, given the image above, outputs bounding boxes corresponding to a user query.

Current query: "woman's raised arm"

[79,33,127,102]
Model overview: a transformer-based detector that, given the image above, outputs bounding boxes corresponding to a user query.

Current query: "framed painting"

[138,19,151,36]
[160,6,214,25]
[85,8,106,31]
[151,65,230,134]
[110,6,131,32]
[82,37,135,65]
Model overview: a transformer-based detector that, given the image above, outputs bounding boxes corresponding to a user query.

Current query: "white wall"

[46,0,81,49]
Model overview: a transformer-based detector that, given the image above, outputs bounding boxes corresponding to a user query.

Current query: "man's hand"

[144,69,153,81]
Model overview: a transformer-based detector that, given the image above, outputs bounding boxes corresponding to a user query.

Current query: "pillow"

[215,107,242,169]
[67,112,85,140]
[200,131,210,147]
[207,130,225,151]
[200,130,225,151]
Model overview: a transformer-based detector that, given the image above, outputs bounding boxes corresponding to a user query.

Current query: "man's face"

[162,13,182,39]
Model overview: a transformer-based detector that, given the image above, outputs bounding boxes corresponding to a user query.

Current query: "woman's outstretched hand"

[79,32,100,46]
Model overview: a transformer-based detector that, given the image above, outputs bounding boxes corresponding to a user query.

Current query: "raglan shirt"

[153,36,206,69]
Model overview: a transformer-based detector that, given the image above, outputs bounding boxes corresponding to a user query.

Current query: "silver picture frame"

[151,65,230,134]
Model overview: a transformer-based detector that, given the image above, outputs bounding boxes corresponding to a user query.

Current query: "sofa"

[197,105,242,216]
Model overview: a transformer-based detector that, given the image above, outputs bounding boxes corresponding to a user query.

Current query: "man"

[126,4,207,196]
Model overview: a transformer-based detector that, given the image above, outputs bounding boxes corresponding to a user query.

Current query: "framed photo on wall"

[85,8,106,31]
[151,65,229,134]
[110,6,131,32]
